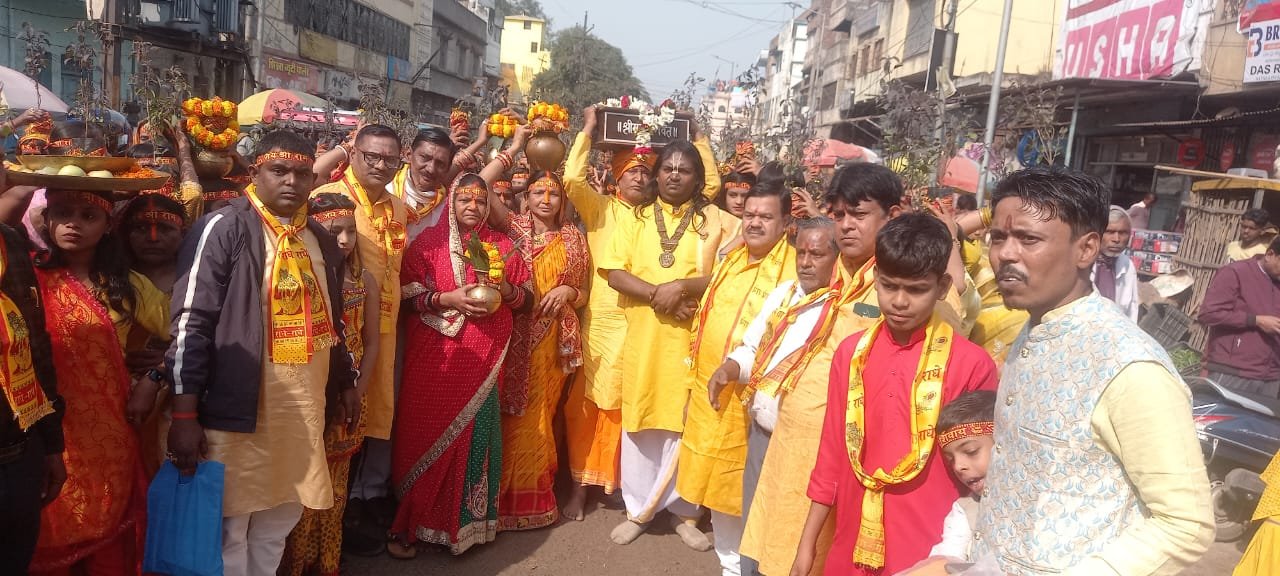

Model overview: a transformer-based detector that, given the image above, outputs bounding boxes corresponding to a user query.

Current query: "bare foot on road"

[563,484,587,521]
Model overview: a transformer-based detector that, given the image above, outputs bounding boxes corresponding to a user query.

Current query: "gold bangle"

[980,206,992,229]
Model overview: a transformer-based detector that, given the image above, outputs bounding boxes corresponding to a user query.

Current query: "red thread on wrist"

[171,412,198,420]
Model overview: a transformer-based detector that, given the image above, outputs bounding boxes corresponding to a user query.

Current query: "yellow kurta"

[312,179,406,440]
[677,239,796,515]
[564,133,724,410]
[739,261,965,575]
[965,242,1028,367]
[597,198,736,434]
[206,221,334,518]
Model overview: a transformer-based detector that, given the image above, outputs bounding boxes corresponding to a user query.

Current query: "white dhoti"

[620,429,700,523]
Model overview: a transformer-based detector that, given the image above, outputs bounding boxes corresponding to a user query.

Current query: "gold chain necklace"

[654,203,695,268]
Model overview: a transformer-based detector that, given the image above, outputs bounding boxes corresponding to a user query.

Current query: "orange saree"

[497,216,588,531]
[31,269,145,574]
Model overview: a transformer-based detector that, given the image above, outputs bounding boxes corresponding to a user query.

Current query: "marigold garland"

[182,97,239,151]
[526,101,569,134]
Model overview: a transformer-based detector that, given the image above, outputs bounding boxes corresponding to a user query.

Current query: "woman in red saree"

[484,170,588,530]
[30,188,169,575]
[389,173,532,558]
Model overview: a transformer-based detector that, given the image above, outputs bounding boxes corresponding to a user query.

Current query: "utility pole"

[583,11,588,29]
[931,0,959,186]
[976,0,1014,205]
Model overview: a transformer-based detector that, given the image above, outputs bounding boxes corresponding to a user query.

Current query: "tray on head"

[5,168,169,193]
[17,155,139,173]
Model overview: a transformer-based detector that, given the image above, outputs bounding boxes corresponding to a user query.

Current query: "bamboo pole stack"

[1174,188,1252,351]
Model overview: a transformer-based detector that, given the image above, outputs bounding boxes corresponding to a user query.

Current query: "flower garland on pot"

[182,97,239,151]
[598,95,677,155]
[526,102,569,133]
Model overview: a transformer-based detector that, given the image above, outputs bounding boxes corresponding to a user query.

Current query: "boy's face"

[874,270,951,335]
[942,434,994,495]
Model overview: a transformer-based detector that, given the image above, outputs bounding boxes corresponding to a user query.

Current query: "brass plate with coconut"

[18,155,138,173]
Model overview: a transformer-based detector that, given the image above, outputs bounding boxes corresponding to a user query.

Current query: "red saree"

[31,269,145,574]
[391,190,530,555]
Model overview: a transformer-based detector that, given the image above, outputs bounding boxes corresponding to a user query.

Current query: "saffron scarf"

[689,236,795,369]
[0,237,52,430]
[844,314,953,570]
[743,257,876,400]
[343,168,406,333]
[246,185,336,364]
[392,165,444,223]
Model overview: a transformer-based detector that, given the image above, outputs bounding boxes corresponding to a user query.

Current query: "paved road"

[346,500,1246,575]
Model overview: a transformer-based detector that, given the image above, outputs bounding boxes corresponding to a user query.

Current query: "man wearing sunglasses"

[312,125,409,552]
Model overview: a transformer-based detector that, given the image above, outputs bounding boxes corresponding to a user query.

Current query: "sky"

[536,0,803,100]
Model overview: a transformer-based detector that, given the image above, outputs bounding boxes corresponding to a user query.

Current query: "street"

[346,501,1247,575]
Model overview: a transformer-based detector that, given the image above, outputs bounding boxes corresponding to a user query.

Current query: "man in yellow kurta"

[310,125,407,527]
[598,136,735,550]
[739,164,966,576]
[561,106,722,521]
[678,189,795,575]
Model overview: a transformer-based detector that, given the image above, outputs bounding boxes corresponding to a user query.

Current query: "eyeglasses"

[357,150,403,169]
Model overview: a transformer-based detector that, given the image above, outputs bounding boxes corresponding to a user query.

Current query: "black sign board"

[594,107,693,150]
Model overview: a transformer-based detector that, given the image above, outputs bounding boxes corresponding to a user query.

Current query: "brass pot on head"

[524,131,566,171]
[193,147,233,178]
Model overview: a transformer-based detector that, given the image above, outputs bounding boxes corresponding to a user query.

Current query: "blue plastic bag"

[143,461,225,576]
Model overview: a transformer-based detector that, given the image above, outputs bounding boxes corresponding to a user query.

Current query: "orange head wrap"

[611,149,655,181]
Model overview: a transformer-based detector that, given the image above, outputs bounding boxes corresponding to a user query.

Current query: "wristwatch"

[146,368,169,386]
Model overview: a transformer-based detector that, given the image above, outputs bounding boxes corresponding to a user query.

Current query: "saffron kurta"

[677,239,795,515]
[809,324,997,576]
[596,199,737,434]
[739,262,967,575]
[204,221,334,518]
[313,175,407,440]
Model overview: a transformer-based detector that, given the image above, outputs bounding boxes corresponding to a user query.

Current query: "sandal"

[386,539,418,560]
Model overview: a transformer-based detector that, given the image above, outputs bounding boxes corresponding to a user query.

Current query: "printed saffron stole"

[843,314,952,570]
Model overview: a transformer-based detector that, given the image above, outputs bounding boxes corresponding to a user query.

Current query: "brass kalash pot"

[466,283,502,314]
[524,131,566,171]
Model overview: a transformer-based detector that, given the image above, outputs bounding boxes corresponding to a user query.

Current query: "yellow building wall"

[500,16,552,98]
[887,0,1061,81]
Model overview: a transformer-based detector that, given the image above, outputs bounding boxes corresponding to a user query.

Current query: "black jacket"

[164,197,358,433]
[0,224,63,453]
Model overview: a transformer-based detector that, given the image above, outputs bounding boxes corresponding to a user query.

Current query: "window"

[820,81,837,111]
[523,20,532,30]
[530,42,539,53]
[873,39,883,74]
[860,49,870,77]
[905,0,936,57]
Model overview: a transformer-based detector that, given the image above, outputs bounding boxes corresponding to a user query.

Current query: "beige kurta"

[312,179,406,440]
[205,221,334,518]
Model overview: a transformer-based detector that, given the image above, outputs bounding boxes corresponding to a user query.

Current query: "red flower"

[661,99,674,109]
[620,95,631,108]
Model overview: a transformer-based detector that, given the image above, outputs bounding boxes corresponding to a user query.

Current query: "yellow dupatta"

[689,236,795,370]
[343,168,406,333]
[246,186,336,363]
[0,236,51,429]
[743,257,876,401]
[843,313,952,569]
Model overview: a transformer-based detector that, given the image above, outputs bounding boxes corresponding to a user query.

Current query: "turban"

[611,149,655,181]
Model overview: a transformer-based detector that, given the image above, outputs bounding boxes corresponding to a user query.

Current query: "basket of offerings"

[6,157,169,192]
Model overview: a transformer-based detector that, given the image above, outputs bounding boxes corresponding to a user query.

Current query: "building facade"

[754,18,807,135]
[499,14,549,102]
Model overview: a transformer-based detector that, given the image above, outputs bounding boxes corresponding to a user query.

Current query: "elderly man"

[707,217,840,576]
[1199,236,1280,398]
[1093,205,1139,320]
[679,186,795,575]
[975,167,1213,575]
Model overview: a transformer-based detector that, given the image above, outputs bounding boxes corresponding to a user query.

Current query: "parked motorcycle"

[1188,376,1280,542]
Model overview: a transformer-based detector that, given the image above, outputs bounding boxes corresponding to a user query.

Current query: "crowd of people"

[6,98,1280,576]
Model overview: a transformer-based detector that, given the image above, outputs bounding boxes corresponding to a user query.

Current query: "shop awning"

[1155,164,1280,194]
[1114,106,1280,130]
[958,77,1200,107]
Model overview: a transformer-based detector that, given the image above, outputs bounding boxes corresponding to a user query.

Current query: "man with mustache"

[974,167,1213,574]
[679,184,795,575]
[1092,205,1139,320]
[311,124,408,546]
[708,216,839,576]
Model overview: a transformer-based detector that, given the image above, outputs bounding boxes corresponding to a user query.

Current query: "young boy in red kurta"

[791,213,998,576]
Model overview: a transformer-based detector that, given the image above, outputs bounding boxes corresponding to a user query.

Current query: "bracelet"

[431,292,443,311]
[980,206,992,229]
[179,180,203,198]
[171,411,198,420]
[570,286,582,302]
[497,150,514,170]
[337,144,350,160]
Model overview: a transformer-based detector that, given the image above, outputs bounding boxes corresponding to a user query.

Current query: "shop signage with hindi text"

[1244,17,1280,83]
[262,55,321,94]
